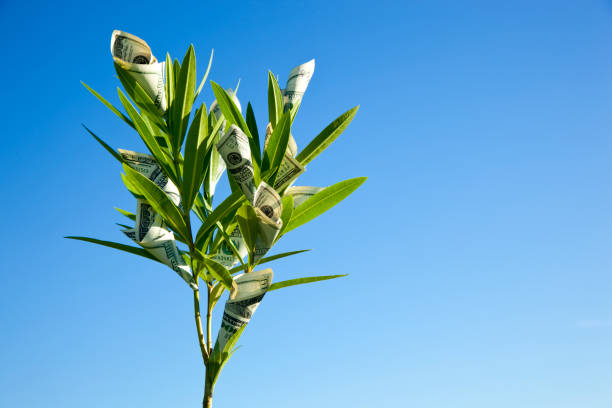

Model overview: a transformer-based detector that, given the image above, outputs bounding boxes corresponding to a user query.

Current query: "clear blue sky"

[2,0,612,407]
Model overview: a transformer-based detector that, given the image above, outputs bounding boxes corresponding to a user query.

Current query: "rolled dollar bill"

[216,125,256,202]
[212,226,248,269]
[208,90,242,197]
[283,59,315,112]
[111,30,167,111]
[118,149,180,206]
[123,203,193,287]
[264,122,298,158]
[120,149,192,286]
[253,183,283,261]
[285,186,324,207]
[274,153,304,191]
[253,182,282,220]
[262,123,303,190]
[215,268,273,352]
[123,226,194,286]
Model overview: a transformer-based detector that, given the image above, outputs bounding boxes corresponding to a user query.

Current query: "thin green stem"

[193,287,209,364]
[206,284,213,354]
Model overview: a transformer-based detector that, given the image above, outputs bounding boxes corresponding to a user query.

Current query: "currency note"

[215,268,273,352]
[253,182,282,220]
[262,123,303,190]
[216,125,256,202]
[253,183,283,261]
[274,153,304,191]
[208,91,241,196]
[111,30,167,111]
[212,226,248,269]
[285,186,324,207]
[118,149,180,206]
[283,59,315,112]
[123,226,194,287]
[120,148,193,286]
[264,122,298,158]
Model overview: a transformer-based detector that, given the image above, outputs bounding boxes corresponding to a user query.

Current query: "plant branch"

[193,287,209,364]
[207,284,213,354]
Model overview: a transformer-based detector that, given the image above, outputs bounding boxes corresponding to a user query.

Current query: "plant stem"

[204,285,214,408]
[193,287,209,364]
[207,284,213,354]
[203,381,213,408]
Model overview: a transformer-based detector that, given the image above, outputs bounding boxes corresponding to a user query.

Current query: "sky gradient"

[2,0,612,407]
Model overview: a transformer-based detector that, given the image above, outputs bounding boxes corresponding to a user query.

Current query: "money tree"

[68,30,365,408]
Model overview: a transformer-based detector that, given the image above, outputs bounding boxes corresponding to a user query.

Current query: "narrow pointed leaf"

[165,53,175,112]
[202,256,234,290]
[268,274,348,291]
[229,249,310,274]
[123,164,188,241]
[277,195,294,239]
[267,71,284,126]
[82,125,123,163]
[117,89,174,177]
[235,203,259,257]
[121,173,145,199]
[194,49,214,101]
[194,191,244,249]
[172,45,197,150]
[182,104,210,210]
[81,81,135,129]
[209,280,226,310]
[65,236,160,263]
[284,177,366,233]
[115,207,136,221]
[245,102,260,157]
[296,106,359,166]
[210,81,261,173]
[262,110,291,179]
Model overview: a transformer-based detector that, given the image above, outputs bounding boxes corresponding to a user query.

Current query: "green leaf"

[121,173,145,199]
[172,45,197,151]
[235,203,259,261]
[182,104,210,210]
[82,125,123,163]
[165,53,175,111]
[245,102,260,156]
[229,249,310,274]
[277,195,294,239]
[65,236,160,263]
[261,111,291,183]
[267,71,284,126]
[210,81,261,175]
[117,88,176,181]
[202,256,234,290]
[115,207,136,221]
[81,81,135,129]
[173,59,181,89]
[192,192,208,222]
[194,191,244,249]
[123,164,188,241]
[207,325,246,388]
[114,64,168,132]
[296,106,359,166]
[208,280,226,310]
[268,274,347,291]
[284,177,366,234]
[194,48,214,102]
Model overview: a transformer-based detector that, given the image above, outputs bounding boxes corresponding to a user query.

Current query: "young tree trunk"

[203,372,213,408]
[203,393,212,408]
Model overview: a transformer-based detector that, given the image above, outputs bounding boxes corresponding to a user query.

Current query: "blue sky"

[2,0,612,407]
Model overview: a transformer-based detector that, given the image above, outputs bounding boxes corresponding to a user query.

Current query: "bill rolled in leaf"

[215,268,273,351]
[111,30,167,111]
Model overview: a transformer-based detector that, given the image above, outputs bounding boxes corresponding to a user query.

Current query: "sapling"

[68,30,365,408]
